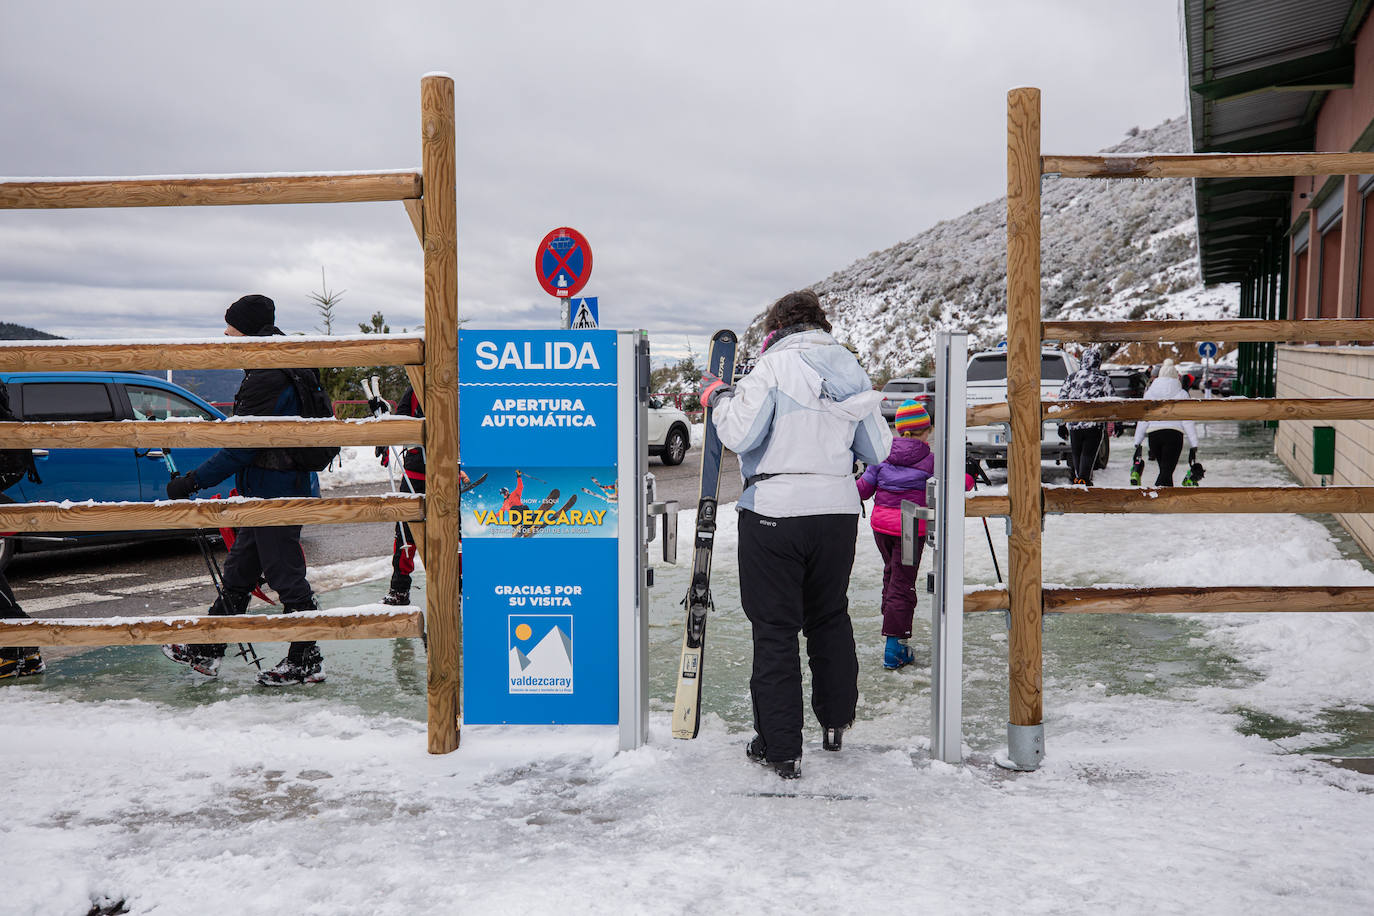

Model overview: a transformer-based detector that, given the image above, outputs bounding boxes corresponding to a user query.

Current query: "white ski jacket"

[1133,376,1199,447]
[712,328,892,517]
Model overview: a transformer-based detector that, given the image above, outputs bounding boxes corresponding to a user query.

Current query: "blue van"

[0,371,236,569]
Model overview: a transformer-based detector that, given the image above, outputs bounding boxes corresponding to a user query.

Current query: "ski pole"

[162,450,261,669]
[966,458,1003,584]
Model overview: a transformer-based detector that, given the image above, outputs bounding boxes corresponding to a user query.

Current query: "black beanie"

[225,294,276,335]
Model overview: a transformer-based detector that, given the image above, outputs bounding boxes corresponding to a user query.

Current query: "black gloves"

[165,472,199,500]
[368,397,390,416]
[1132,445,1143,462]
[1188,447,1198,466]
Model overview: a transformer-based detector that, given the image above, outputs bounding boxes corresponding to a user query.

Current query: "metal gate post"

[930,330,967,763]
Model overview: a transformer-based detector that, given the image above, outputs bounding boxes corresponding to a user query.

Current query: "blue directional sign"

[1197,341,1219,359]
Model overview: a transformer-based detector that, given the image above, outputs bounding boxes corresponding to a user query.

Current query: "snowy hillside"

[747,117,1238,376]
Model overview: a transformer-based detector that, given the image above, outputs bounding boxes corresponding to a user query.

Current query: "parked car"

[0,371,235,569]
[646,396,692,466]
[1104,364,1150,434]
[964,348,1109,470]
[1204,364,1238,397]
[879,377,936,421]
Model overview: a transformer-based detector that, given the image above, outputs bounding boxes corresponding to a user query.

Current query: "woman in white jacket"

[699,290,891,779]
[1131,359,1200,487]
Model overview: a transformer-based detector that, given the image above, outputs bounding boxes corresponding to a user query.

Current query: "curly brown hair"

[764,290,831,333]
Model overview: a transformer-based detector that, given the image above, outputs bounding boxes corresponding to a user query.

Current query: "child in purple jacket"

[857,400,969,669]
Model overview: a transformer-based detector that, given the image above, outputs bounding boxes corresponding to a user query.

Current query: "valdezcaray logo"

[508,615,574,694]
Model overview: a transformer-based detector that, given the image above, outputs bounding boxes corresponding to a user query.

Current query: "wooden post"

[1005,87,1044,766]
[421,73,461,754]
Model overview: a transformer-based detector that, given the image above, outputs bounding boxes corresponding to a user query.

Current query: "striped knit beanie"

[894,400,931,433]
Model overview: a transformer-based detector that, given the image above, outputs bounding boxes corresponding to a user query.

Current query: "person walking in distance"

[701,290,891,779]
[1056,346,1115,486]
[161,295,328,686]
[1131,359,1200,488]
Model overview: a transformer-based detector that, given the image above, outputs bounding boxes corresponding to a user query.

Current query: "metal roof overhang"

[1183,0,1372,283]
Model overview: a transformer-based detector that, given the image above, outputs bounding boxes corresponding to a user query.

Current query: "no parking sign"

[536,227,593,298]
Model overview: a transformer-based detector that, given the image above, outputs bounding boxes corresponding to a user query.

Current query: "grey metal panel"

[1318,187,1345,230]
[1294,220,1311,252]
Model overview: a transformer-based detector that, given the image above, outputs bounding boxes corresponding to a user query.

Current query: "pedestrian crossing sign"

[570,297,599,329]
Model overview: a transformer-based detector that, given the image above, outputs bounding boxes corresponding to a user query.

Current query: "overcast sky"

[0,1,1185,356]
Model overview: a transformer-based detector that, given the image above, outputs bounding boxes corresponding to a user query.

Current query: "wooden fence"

[0,74,463,755]
[979,87,1374,763]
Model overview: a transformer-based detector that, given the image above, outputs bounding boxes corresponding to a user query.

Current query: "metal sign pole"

[930,330,967,764]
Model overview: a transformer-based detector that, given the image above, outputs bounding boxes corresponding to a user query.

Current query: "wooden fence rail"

[967,398,1374,425]
[964,586,1374,615]
[0,494,423,533]
[1041,152,1374,179]
[1043,318,1374,343]
[0,609,424,648]
[3,418,423,448]
[0,336,424,372]
[0,172,422,210]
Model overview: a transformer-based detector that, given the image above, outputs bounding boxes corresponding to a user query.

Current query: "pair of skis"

[671,329,738,740]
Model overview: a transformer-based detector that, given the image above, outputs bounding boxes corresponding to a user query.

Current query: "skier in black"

[1056,347,1114,486]
[0,379,43,679]
[161,295,326,685]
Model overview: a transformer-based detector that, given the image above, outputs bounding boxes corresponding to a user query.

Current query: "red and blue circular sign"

[536,227,592,298]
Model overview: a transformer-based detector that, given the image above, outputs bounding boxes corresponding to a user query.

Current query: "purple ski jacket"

[857,437,935,537]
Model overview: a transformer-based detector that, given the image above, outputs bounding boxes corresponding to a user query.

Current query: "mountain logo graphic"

[508,615,574,694]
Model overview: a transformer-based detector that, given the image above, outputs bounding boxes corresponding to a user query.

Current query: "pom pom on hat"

[1160,359,1179,379]
[894,400,931,433]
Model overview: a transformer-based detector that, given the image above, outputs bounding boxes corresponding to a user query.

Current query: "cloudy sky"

[0,1,1185,356]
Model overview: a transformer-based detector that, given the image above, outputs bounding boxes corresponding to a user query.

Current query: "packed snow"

[3,423,1374,915]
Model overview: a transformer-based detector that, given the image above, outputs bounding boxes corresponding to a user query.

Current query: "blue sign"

[570,297,599,329]
[459,329,620,725]
[1197,341,1219,359]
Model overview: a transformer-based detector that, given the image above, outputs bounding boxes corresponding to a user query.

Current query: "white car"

[646,397,692,465]
[964,348,1108,470]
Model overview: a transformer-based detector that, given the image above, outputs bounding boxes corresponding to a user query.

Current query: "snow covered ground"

[4,422,1374,914]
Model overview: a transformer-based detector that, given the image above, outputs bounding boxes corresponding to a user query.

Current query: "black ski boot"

[746,735,801,779]
[0,646,44,679]
[163,587,247,676]
[380,589,411,606]
[257,644,325,686]
[822,723,850,752]
[258,597,325,686]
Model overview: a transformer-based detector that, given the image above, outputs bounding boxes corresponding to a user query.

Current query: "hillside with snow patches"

[747,117,1238,375]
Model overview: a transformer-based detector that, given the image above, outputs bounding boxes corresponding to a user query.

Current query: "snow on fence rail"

[992,86,1374,770]
[0,74,463,755]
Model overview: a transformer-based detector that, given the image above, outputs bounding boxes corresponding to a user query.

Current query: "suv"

[965,349,1108,470]
[646,397,692,465]
[878,377,935,421]
[0,372,235,569]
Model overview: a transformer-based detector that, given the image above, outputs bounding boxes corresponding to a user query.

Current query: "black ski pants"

[1068,426,1104,485]
[738,509,860,762]
[1,569,36,660]
[0,570,26,620]
[1147,429,1185,487]
[218,524,317,659]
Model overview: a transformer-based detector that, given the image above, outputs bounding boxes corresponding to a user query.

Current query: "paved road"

[4,447,742,622]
